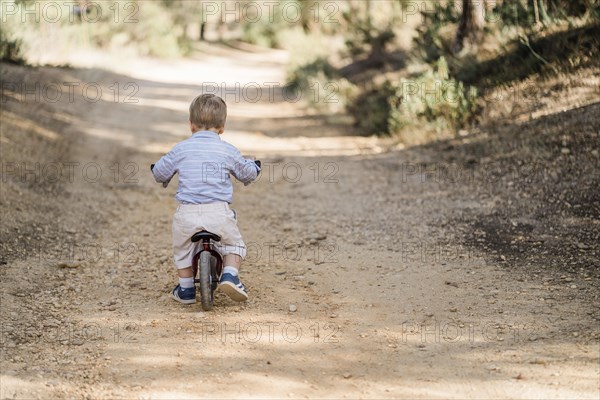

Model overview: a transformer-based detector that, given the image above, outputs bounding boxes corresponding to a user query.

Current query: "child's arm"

[230,150,260,185]
[152,150,178,188]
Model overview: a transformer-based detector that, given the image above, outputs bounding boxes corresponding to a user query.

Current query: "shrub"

[0,28,25,64]
[348,57,479,140]
[286,57,357,113]
[0,0,186,62]
[346,81,397,135]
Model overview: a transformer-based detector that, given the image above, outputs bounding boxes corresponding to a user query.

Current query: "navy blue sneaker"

[218,273,248,302]
[171,284,196,304]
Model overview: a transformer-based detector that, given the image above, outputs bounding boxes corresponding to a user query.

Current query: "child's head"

[189,94,227,133]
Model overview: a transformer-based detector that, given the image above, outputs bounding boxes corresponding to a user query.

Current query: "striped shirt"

[152,130,259,204]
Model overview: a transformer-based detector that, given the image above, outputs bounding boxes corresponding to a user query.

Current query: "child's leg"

[223,253,241,271]
[202,205,248,301]
[219,251,247,301]
[178,266,194,278]
[171,264,196,304]
[177,266,195,291]
[171,206,199,303]
[222,253,242,282]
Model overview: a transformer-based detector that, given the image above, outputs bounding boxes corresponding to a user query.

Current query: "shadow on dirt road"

[1,44,598,399]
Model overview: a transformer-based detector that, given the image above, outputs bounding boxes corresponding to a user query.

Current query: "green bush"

[412,2,460,63]
[393,57,478,132]
[348,57,479,139]
[0,0,186,61]
[347,82,397,135]
[286,57,357,113]
[241,0,301,48]
[0,28,25,64]
[287,57,337,90]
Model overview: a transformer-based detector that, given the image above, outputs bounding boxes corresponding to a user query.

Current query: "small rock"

[342,373,352,379]
[529,359,547,365]
[288,304,297,313]
[55,263,79,269]
[560,148,570,155]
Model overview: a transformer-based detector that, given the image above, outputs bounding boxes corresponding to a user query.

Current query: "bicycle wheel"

[198,251,214,311]
[209,255,219,292]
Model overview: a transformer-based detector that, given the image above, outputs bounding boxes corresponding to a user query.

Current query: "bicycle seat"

[191,230,221,243]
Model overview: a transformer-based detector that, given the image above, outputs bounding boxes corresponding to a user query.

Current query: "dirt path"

[1,45,598,399]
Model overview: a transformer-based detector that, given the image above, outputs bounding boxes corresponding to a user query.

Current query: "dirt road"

[1,44,598,399]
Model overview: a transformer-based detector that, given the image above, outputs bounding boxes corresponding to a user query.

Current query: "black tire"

[198,251,213,311]
[209,255,219,292]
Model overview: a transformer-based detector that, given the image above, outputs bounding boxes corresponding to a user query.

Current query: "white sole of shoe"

[171,291,196,304]
[219,281,248,302]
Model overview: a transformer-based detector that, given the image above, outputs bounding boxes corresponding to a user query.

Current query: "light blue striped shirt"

[152,130,259,204]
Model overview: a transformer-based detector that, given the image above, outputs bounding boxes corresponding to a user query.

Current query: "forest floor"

[1,43,599,399]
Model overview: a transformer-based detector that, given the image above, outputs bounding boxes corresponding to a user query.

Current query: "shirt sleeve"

[230,148,259,185]
[152,149,178,183]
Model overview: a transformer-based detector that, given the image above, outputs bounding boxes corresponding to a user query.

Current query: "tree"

[453,0,487,54]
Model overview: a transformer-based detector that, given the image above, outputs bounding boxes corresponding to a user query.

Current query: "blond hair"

[189,94,227,130]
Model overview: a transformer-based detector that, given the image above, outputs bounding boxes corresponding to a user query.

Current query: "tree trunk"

[453,0,487,54]
[199,22,206,41]
[533,0,540,25]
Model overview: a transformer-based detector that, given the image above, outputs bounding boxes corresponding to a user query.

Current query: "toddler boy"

[152,94,260,304]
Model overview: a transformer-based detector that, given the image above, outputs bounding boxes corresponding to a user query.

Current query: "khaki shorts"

[172,202,246,269]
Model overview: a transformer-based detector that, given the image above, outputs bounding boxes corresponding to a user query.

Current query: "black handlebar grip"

[255,160,261,169]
